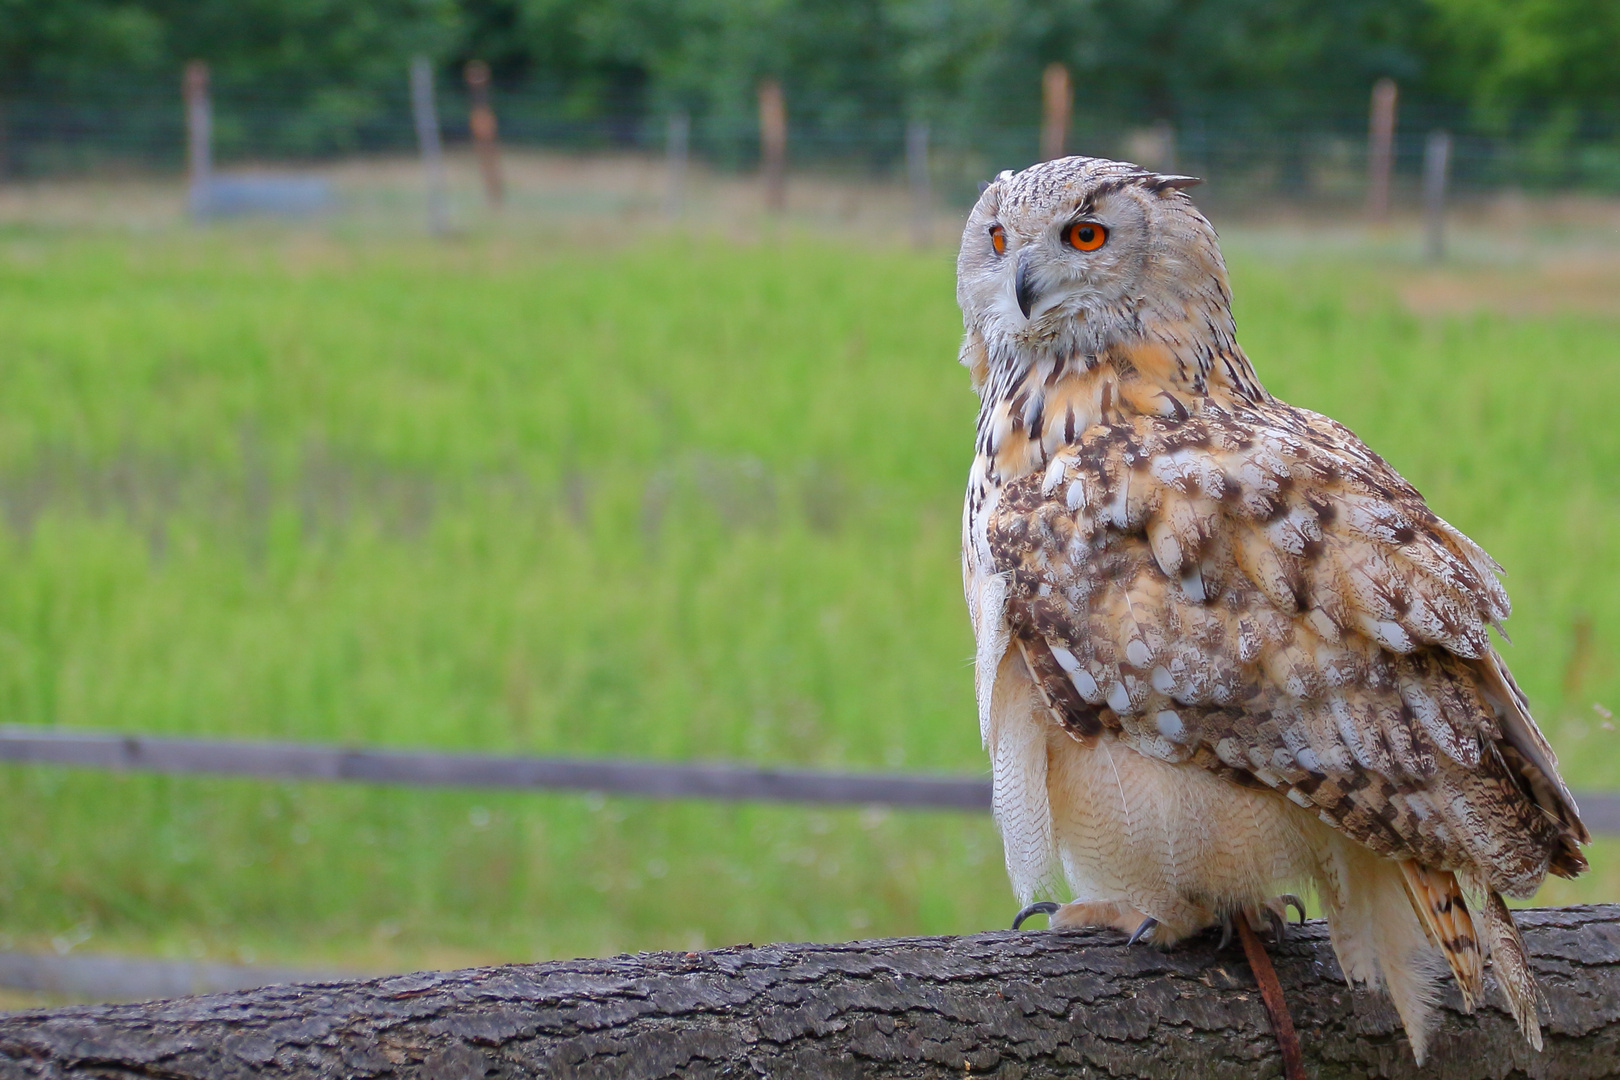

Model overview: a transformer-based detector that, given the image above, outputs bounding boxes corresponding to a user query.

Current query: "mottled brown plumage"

[958,157,1587,1062]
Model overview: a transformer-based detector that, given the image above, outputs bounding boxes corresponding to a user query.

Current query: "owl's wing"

[989,401,1587,895]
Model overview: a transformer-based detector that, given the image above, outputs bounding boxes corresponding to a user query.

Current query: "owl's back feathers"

[989,397,1587,895]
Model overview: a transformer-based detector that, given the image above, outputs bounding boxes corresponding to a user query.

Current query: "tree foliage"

[0,0,165,93]
[1428,0,1620,123]
[3,1,1617,147]
[451,0,1433,136]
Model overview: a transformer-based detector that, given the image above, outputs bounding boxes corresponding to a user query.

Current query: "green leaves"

[1428,0,1620,111]
[3,1,1617,177]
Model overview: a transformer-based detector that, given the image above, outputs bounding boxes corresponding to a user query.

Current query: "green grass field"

[0,217,1615,975]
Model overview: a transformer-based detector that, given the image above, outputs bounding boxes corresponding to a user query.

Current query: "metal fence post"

[1423,129,1452,262]
[410,57,449,235]
[664,110,689,220]
[906,120,930,248]
[1366,78,1398,224]
[184,61,212,220]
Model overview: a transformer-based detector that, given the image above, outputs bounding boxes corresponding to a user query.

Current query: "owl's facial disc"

[1016,221,1111,315]
[957,180,1155,356]
[957,157,1237,398]
[1013,195,1146,330]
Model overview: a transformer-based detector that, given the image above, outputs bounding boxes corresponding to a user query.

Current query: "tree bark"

[1,905,1616,1080]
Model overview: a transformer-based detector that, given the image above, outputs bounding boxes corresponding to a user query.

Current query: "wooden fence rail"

[2,726,1618,831]
[0,726,992,811]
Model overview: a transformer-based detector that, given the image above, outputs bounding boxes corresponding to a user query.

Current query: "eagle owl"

[957,156,1588,1062]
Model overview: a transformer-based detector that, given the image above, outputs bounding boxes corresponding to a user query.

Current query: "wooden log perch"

[1,906,1616,1079]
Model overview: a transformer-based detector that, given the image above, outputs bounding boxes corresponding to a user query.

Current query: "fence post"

[1366,77,1398,224]
[464,60,502,208]
[664,110,689,219]
[184,60,212,220]
[1041,64,1071,161]
[410,57,449,235]
[1423,130,1451,262]
[907,121,931,247]
[758,80,787,213]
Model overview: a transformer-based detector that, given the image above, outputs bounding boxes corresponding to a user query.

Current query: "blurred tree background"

[1,0,1617,167]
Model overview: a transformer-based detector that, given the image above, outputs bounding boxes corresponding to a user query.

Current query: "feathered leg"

[1321,844,1447,1064]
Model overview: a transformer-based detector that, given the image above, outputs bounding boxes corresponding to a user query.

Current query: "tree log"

[1,906,1616,1079]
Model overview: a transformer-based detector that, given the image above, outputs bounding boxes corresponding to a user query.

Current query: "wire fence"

[6,78,1620,206]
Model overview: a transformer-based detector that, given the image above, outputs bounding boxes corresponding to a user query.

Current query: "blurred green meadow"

[0,213,1616,975]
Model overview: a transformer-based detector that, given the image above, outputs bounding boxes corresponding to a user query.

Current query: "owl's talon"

[1218,918,1235,951]
[1281,894,1307,925]
[1265,906,1287,943]
[1126,917,1159,946]
[1011,901,1061,930]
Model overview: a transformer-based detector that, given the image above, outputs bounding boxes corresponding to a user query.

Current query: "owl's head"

[957,156,1237,388]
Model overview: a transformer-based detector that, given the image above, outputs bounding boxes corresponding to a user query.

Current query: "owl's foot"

[1218,894,1307,949]
[1278,893,1307,922]
[1010,902,1059,930]
[1010,899,1186,945]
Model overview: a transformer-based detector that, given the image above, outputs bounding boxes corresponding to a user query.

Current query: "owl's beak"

[1014,249,1039,319]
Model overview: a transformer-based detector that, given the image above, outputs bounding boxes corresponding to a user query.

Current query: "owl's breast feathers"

[972,377,1588,896]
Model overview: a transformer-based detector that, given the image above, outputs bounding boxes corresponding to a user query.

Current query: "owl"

[957,156,1588,1063]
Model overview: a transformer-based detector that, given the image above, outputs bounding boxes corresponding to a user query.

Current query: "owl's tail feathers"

[1400,861,1545,1052]
[1326,846,1545,1062]
[1466,872,1545,1051]
[1397,861,1484,1012]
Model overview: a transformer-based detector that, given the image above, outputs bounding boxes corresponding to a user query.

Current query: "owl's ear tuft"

[1148,174,1203,193]
[979,169,1015,196]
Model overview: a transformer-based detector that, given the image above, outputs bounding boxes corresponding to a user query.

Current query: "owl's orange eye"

[989,224,1007,256]
[1066,222,1107,251]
